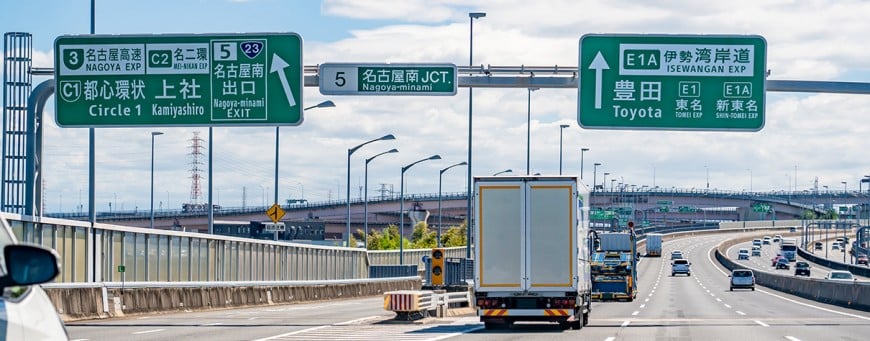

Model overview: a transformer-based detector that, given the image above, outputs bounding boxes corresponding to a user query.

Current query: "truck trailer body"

[473,175,592,330]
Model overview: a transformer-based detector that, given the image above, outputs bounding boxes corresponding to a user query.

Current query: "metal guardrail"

[42,276,420,289]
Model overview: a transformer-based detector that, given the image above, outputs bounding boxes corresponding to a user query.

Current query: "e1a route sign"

[578,34,766,131]
[318,63,457,96]
[54,33,302,127]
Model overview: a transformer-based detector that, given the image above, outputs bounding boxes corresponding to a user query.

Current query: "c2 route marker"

[318,63,457,95]
[54,33,302,127]
[578,34,767,131]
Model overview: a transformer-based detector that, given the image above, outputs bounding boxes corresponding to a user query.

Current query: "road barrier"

[714,236,870,312]
[383,289,472,320]
[43,277,421,322]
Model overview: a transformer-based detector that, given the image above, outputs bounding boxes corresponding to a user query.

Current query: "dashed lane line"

[754,320,769,327]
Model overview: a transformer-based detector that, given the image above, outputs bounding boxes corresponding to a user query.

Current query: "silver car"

[0,218,67,340]
[730,269,755,291]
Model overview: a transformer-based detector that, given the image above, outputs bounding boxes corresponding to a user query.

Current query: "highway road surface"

[67,231,870,341]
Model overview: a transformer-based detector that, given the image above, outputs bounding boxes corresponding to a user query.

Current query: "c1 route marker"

[54,33,302,127]
[578,34,767,131]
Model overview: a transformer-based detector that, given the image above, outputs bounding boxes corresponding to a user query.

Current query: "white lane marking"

[716,298,722,302]
[203,322,223,326]
[137,316,150,320]
[648,293,653,297]
[736,311,746,315]
[706,244,870,321]
[754,320,769,327]
[645,298,650,302]
[632,311,640,316]
[639,304,646,309]
[252,325,330,341]
[334,315,383,326]
[605,337,616,341]
[785,336,801,341]
[132,329,165,335]
[249,317,257,320]
[724,304,732,308]
[621,320,631,327]
[70,339,89,341]
[427,325,486,341]
[710,293,715,297]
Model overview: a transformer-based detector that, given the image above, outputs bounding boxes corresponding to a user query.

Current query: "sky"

[2,0,870,214]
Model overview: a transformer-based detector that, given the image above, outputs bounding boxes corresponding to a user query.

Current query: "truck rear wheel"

[570,320,582,330]
[583,312,590,326]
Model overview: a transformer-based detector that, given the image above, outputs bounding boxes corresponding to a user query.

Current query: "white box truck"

[646,233,663,257]
[473,175,592,330]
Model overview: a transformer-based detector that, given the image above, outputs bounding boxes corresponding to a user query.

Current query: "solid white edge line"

[202,322,223,326]
[334,315,384,326]
[132,329,165,335]
[754,320,769,327]
[706,244,870,321]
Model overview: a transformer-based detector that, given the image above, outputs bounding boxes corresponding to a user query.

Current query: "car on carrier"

[671,259,691,276]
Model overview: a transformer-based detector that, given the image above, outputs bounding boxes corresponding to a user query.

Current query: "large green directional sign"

[578,34,766,131]
[318,63,457,96]
[54,33,302,127]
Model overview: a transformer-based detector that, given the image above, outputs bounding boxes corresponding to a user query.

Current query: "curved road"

[66,231,870,341]
[727,235,869,281]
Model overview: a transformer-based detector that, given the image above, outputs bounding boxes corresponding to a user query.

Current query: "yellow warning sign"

[266,203,285,223]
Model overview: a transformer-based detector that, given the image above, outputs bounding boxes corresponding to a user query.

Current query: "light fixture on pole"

[150,131,163,229]
[526,87,540,174]
[347,134,395,247]
[603,172,610,190]
[439,161,467,247]
[593,163,601,192]
[842,180,847,193]
[466,11,486,260]
[363,148,398,249]
[400,155,441,264]
[493,169,512,176]
[273,100,336,217]
[580,148,589,180]
[558,124,569,175]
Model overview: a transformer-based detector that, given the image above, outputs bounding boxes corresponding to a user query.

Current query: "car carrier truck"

[589,231,637,301]
[473,175,592,330]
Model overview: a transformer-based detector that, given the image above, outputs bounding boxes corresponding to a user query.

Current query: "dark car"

[814,242,823,250]
[794,261,811,276]
[775,257,790,270]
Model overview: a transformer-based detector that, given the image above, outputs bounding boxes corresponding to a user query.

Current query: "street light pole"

[363,149,398,249]
[439,161,467,247]
[150,131,163,229]
[593,163,601,192]
[347,134,396,247]
[493,169,512,176]
[400,155,442,264]
[604,172,610,191]
[466,11,486,260]
[580,148,589,180]
[559,124,569,175]
[526,87,540,175]
[274,100,335,215]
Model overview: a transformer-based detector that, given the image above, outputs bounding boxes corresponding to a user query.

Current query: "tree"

[440,221,468,247]
[410,222,437,249]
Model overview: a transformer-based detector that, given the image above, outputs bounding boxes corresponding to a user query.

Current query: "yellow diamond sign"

[266,203,285,223]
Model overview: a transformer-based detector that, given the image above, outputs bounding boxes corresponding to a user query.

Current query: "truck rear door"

[476,181,524,292]
[526,182,577,291]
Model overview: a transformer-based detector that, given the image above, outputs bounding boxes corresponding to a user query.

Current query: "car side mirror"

[0,244,60,290]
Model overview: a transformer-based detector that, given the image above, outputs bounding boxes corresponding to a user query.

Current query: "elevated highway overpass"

[45,189,865,239]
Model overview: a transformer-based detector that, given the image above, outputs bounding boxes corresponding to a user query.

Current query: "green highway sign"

[318,63,457,95]
[54,33,302,127]
[578,34,766,131]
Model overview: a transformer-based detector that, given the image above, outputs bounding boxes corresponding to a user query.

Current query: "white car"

[737,248,750,260]
[671,250,684,260]
[825,270,855,282]
[0,219,67,340]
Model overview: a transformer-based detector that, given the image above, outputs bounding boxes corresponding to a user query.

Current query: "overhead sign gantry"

[578,34,767,131]
[54,33,303,127]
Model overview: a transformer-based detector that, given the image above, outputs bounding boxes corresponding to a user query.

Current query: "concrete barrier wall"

[713,236,870,312]
[44,278,421,322]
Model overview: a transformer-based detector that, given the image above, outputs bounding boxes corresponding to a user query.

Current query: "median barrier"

[43,277,421,322]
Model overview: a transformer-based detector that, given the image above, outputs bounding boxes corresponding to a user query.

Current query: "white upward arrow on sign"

[270,54,297,108]
[588,51,610,109]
